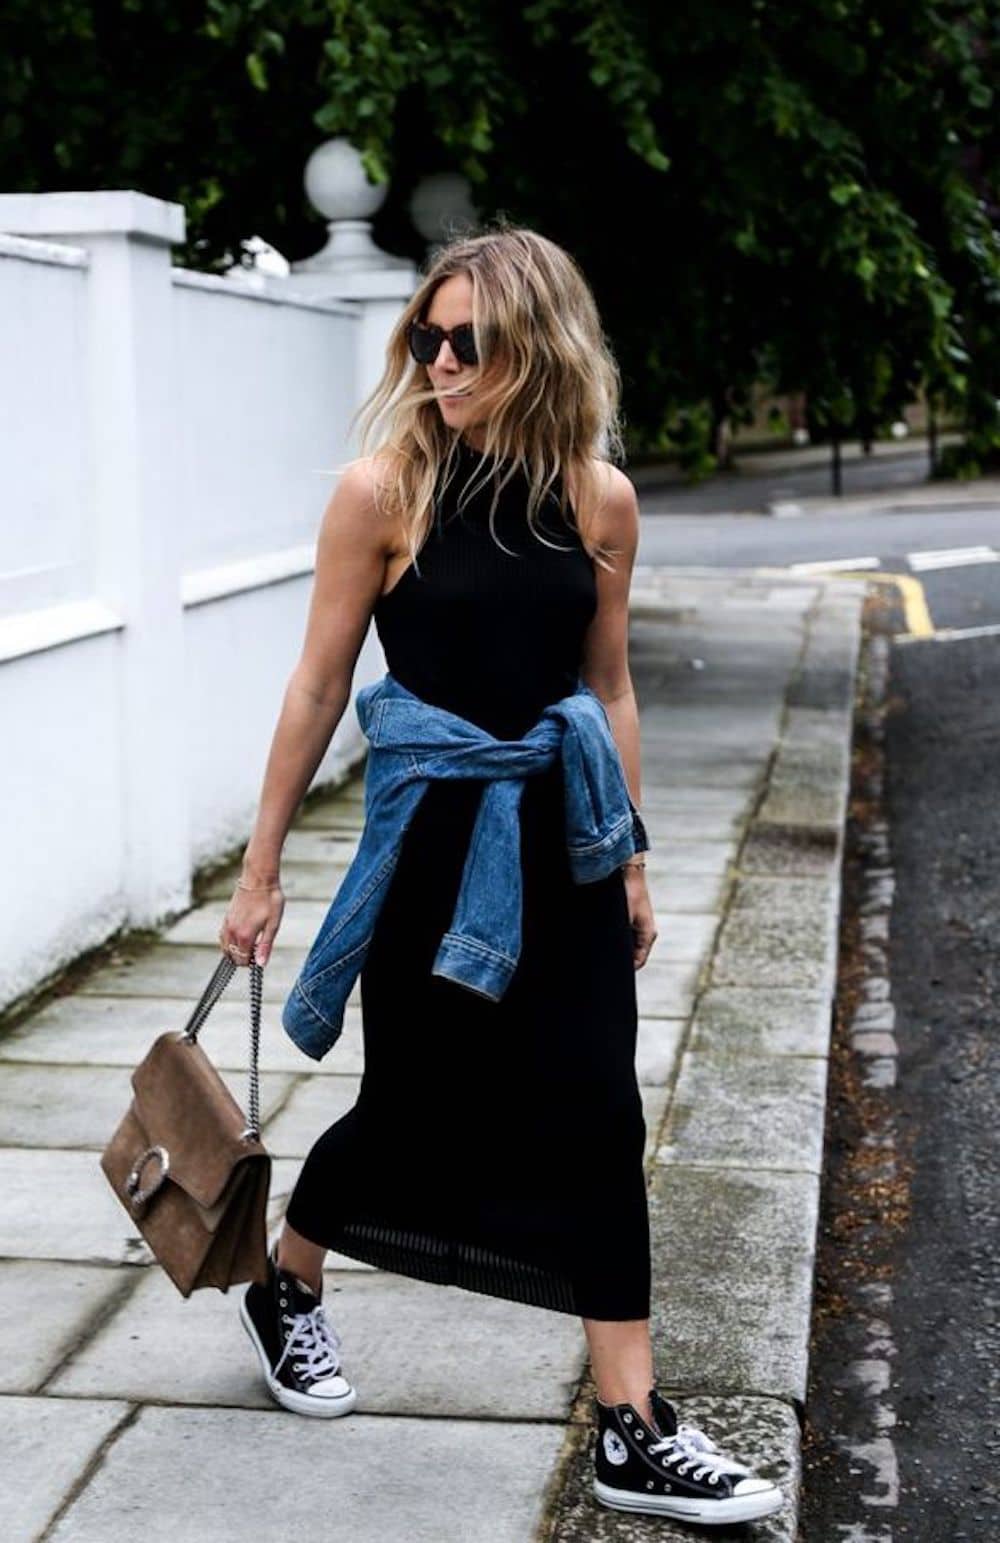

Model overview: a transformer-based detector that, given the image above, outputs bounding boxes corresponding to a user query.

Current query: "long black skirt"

[285,762,651,1319]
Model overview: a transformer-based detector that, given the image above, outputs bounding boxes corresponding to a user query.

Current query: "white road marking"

[896,621,1000,645]
[906,544,999,572]
[790,556,882,573]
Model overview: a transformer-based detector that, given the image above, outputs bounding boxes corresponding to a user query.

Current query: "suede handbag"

[100,954,271,1298]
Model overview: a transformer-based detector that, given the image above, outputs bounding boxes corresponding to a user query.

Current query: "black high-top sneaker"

[240,1246,356,1418]
[593,1386,785,1525]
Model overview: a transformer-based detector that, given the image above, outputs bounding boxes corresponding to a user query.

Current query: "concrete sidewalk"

[0,567,864,1542]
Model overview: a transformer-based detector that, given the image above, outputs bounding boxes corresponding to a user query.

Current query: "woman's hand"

[624,865,657,969]
[218,874,285,968]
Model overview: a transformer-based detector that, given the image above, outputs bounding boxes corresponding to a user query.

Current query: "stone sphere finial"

[293,136,407,275]
[409,172,479,253]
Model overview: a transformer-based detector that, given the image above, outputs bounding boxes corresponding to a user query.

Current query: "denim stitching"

[437,931,517,966]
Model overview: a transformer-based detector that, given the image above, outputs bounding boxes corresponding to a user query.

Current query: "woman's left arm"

[578,465,658,970]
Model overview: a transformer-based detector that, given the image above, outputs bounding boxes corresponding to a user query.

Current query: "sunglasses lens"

[451,325,478,365]
[408,323,439,364]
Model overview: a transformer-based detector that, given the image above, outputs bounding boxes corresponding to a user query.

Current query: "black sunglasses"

[406,319,480,367]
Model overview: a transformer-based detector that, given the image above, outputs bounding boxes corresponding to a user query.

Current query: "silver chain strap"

[180,954,263,1142]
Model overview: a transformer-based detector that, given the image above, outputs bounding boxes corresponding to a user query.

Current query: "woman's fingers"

[253,902,285,968]
[218,888,284,967]
[628,897,658,969]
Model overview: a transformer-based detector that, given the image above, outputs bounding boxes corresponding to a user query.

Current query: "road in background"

[632,439,952,515]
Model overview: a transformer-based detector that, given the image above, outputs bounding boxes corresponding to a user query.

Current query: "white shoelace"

[646,1422,751,1485]
[274,1305,343,1384]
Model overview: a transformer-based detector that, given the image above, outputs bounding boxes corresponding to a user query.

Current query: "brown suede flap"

[130,1033,266,1209]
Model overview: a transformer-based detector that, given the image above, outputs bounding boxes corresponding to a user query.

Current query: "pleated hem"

[318,1215,581,1315]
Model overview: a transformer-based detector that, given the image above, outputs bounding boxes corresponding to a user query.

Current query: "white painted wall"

[0,190,415,1013]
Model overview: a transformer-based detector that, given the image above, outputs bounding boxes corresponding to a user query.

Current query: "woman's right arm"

[219,458,391,968]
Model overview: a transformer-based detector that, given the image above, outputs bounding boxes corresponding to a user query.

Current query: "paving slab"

[282,830,366,864]
[52,1264,587,1419]
[639,1084,669,1159]
[688,988,831,1060]
[0,995,365,1075]
[201,859,347,901]
[638,841,735,879]
[76,945,310,1001]
[647,1165,820,1403]
[640,710,782,743]
[631,788,755,813]
[627,809,748,841]
[0,1394,131,1542]
[635,961,702,1019]
[655,1051,828,1174]
[738,821,842,878]
[648,912,719,961]
[642,759,764,790]
[546,1394,800,1542]
[756,741,851,829]
[711,876,838,993]
[47,1403,566,1543]
[0,1062,295,1149]
[293,801,369,828]
[260,1072,362,1157]
[0,1261,130,1393]
[0,1148,151,1265]
[635,1019,686,1087]
[162,899,341,949]
[644,870,727,913]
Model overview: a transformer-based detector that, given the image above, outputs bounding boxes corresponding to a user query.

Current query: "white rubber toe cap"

[310,1374,354,1400]
[733,1477,779,1496]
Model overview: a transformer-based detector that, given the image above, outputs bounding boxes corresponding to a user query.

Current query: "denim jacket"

[281,671,649,1061]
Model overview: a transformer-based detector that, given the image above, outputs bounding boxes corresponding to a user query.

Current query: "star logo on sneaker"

[603,1429,629,1465]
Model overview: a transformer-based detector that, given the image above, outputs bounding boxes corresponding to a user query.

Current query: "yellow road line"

[756,564,936,640]
[846,570,936,639]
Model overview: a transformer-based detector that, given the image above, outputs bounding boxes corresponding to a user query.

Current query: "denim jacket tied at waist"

[281,671,650,1061]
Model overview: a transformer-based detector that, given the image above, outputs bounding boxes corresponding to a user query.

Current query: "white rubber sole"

[593,1476,785,1524]
[239,1296,357,1419]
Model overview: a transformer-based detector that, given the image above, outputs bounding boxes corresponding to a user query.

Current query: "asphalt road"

[636,506,1000,635]
[801,616,1000,1541]
[645,468,999,1538]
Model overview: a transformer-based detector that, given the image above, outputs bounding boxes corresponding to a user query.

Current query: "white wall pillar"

[0,191,192,924]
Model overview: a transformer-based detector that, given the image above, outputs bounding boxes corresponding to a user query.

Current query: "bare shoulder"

[317,454,395,557]
[326,455,387,516]
[579,458,639,546]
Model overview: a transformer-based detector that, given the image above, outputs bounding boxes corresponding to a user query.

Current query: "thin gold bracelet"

[237,879,282,892]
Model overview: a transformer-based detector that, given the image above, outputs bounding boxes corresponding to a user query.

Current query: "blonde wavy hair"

[349,222,627,575]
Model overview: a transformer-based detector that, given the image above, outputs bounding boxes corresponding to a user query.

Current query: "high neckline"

[456,437,519,467]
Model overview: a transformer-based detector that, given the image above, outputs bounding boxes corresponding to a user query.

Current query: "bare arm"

[220,459,391,966]
[579,465,657,968]
[579,465,642,809]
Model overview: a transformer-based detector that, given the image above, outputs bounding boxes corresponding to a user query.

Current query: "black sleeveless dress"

[285,440,651,1320]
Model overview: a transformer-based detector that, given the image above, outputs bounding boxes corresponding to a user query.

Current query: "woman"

[219,226,783,1527]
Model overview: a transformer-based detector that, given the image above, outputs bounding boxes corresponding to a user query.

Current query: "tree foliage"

[3,0,997,466]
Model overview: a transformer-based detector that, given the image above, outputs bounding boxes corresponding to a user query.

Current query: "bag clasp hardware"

[125,1144,171,1208]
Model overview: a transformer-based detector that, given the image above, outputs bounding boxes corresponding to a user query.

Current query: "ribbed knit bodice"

[373,440,597,741]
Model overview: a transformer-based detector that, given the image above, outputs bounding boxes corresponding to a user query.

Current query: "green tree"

[3,1,996,470]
